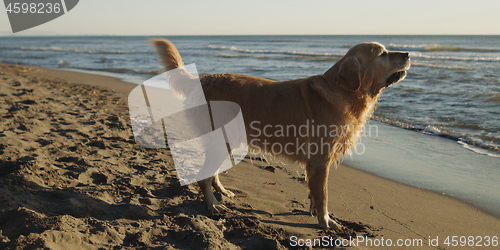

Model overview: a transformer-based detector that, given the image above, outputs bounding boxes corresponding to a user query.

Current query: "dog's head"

[325,42,410,95]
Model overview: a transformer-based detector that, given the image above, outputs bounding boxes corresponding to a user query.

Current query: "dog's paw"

[208,204,231,213]
[221,189,235,198]
[310,208,317,217]
[319,217,343,230]
[309,203,317,217]
[308,194,317,216]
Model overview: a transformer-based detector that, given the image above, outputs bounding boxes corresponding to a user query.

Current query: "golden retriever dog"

[151,39,410,229]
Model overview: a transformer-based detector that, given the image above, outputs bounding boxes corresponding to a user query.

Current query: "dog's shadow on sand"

[234,207,317,229]
[232,206,378,239]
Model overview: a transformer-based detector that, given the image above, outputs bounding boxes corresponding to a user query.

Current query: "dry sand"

[0,63,499,249]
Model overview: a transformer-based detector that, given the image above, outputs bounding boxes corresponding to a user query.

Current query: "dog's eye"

[380,51,388,57]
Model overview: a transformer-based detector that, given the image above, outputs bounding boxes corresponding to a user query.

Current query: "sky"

[1,0,500,36]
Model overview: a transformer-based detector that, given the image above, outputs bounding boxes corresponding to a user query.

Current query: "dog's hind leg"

[308,193,317,216]
[198,176,229,213]
[212,173,235,198]
[196,146,231,213]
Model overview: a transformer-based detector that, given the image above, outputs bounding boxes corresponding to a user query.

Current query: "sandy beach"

[1,63,499,249]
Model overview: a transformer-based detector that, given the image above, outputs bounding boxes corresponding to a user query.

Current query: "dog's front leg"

[306,161,342,230]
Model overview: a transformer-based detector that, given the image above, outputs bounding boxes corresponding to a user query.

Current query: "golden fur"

[151,39,410,229]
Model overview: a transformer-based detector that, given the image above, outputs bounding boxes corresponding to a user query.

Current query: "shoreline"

[345,120,500,219]
[23,65,140,98]
[1,63,499,249]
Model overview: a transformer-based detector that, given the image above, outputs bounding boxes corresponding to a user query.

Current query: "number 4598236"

[5,2,61,14]
[444,236,498,247]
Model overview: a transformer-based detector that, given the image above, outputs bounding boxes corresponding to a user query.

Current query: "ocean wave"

[80,67,162,75]
[4,46,140,54]
[214,53,339,62]
[1,53,49,60]
[389,43,500,53]
[58,60,68,67]
[411,62,474,70]
[372,116,500,156]
[208,44,343,57]
[457,141,500,157]
[208,44,500,63]
[214,54,251,58]
[96,57,113,63]
[286,56,338,62]
[411,53,500,62]
[106,68,162,75]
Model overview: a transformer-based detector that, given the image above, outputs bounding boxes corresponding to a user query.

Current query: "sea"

[1,35,499,217]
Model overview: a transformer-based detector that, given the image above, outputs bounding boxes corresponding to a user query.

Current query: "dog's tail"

[150,39,196,98]
[150,39,184,71]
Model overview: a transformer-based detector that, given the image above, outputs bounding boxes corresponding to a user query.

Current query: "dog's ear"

[337,57,361,91]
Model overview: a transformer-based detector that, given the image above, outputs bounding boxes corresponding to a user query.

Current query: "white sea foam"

[411,52,500,62]
[18,46,138,54]
[389,43,500,53]
[411,62,474,70]
[208,44,343,57]
[458,141,500,158]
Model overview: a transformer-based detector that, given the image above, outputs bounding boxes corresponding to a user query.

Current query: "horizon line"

[1,33,500,37]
